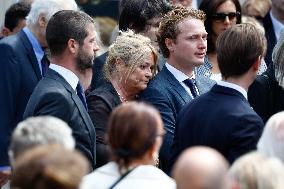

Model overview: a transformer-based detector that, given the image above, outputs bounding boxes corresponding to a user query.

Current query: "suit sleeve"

[228,114,264,163]
[31,91,72,122]
[0,44,21,165]
[139,86,176,163]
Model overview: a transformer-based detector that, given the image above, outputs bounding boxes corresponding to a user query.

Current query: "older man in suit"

[0,0,78,166]
[23,10,99,169]
[170,23,266,170]
[139,6,215,172]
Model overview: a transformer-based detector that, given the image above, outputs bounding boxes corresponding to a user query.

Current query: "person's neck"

[222,77,251,92]
[271,7,284,24]
[167,58,194,77]
[111,78,135,102]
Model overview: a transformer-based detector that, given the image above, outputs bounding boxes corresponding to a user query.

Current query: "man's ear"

[67,38,78,54]
[252,56,261,71]
[1,27,11,37]
[165,38,174,52]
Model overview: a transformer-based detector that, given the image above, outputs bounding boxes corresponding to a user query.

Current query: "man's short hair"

[4,2,30,32]
[216,23,266,79]
[9,116,75,161]
[119,0,172,32]
[46,10,94,56]
[157,6,206,58]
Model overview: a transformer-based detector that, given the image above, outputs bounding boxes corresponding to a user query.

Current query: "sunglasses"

[212,12,240,22]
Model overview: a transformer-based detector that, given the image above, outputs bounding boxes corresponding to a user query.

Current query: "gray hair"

[257,111,284,162]
[229,152,284,189]
[9,116,75,161]
[273,30,284,89]
[26,0,78,26]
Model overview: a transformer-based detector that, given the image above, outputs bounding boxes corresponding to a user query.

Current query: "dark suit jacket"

[0,30,42,165]
[87,81,121,167]
[138,66,215,170]
[170,84,264,170]
[23,69,96,169]
[248,64,284,123]
[263,12,277,66]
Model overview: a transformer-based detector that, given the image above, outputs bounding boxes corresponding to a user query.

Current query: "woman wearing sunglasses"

[195,0,241,81]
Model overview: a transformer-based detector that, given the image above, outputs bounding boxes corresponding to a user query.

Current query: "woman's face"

[123,52,155,94]
[212,0,238,38]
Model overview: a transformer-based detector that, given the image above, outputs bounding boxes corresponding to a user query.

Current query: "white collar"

[165,63,196,83]
[270,11,284,41]
[49,64,79,90]
[217,80,247,99]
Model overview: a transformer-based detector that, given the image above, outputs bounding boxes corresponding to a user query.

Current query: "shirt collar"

[270,11,284,41]
[49,64,79,90]
[217,80,247,99]
[23,27,44,63]
[165,63,196,83]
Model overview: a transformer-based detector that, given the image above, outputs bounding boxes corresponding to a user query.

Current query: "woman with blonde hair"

[87,30,158,168]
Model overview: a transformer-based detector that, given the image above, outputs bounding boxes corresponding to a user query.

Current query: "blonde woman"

[87,30,158,168]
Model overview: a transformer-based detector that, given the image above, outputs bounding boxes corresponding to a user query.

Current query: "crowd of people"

[1,0,284,189]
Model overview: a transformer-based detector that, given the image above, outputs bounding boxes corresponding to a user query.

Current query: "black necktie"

[76,82,88,110]
[183,78,198,98]
[41,53,50,76]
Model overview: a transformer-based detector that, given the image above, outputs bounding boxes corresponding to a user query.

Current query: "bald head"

[173,147,230,189]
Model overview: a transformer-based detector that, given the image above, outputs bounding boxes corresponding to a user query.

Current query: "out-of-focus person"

[257,111,284,162]
[1,2,30,38]
[1,116,75,189]
[173,146,232,189]
[11,145,89,189]
[87,30,157,168]
[229,152,284,189]
[80,102,176,189]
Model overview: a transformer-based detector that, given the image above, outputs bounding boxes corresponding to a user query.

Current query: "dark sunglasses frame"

[212,12,241,22]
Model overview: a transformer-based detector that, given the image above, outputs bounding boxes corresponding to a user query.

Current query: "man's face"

[169,18,207,69]
[140,16,162,50]
[76,23,99,72]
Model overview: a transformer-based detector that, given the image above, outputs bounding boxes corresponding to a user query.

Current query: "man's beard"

[75,47,94,72]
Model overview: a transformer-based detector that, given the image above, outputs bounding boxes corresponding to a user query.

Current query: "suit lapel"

[19,30,42,80]
[161,67,192,103]
[46,69,96,144]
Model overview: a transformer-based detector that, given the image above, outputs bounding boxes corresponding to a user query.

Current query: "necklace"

[117,92,128,103]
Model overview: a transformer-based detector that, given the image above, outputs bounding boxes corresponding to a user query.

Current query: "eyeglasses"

[212,12,240,22]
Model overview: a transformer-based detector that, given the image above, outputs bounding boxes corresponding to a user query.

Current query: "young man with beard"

[23,10,99,169]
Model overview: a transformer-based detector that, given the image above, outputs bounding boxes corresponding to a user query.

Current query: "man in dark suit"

[23,10,99,169]
[170,23,266,170]
[139,6,215,171]
[262,0,284,66]
[0,0,78,166]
